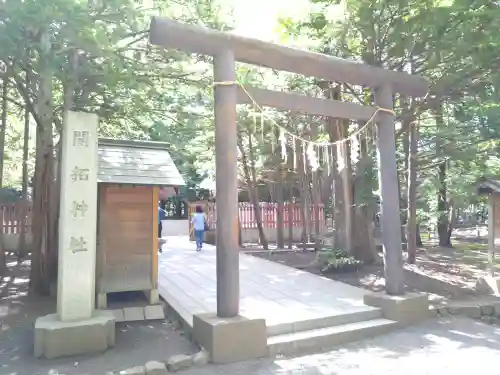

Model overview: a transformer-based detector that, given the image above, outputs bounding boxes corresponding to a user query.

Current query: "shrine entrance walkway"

[157,236,379,332]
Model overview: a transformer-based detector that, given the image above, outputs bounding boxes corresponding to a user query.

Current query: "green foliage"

[2,0,500,235]
[275,0,500,232]
[0,0,230,188]
[317,248,363,273]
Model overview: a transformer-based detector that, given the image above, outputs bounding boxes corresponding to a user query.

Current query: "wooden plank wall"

[152,186,159,289]
[98,184,154,293]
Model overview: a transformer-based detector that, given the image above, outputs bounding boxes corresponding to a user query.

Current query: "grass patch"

[317,248,362,273]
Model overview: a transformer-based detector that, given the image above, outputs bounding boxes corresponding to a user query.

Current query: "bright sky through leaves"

[230,0,310,40]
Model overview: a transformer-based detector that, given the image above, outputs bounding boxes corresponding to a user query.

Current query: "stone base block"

[364,292,429,326]
[192,313,268,364]
[144,304,165,320]
[34,310,115,359]
[476,276,500,296]
[123,307,145,321]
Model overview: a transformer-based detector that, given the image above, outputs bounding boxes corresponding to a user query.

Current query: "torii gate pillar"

[374,84,405,295]
[213,49,240,317]
[364,85,429,322]
[191,50,268,363]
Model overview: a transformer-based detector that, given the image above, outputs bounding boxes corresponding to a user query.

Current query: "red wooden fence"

[1,202,32,234]
[2,201,325,235]
[189,202,325,229]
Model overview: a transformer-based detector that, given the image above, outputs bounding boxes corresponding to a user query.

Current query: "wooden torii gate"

[149,18,428,319]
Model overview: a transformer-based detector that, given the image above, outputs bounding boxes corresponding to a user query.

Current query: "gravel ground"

[6,315,498,375]
[1,257,197,375]
[0,319,197,375]
[182,317,500,375]
[3,254,500,375]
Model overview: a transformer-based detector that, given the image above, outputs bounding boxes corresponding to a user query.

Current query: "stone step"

[266,307,383,336]
[108,305,165,322]
[268,318,397,356]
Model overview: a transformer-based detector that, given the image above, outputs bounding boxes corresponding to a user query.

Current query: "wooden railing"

[0,201,32,234]
[188,202,325,230]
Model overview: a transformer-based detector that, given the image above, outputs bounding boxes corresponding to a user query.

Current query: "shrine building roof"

[97,138,185,186]
[477,177,500,195]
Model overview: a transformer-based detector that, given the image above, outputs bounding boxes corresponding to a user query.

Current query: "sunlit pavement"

[182,317,500,375]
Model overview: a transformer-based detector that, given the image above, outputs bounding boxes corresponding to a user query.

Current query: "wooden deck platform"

[157,237,390,330]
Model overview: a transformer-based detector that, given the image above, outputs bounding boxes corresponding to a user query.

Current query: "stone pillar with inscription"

[34,111,115,359]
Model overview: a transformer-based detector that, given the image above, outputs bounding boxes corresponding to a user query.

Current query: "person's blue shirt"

[191,213,205,231]
[158,206,166,223]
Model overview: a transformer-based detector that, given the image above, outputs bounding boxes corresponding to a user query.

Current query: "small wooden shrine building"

[477,178,500,276]
[95,138,185,308]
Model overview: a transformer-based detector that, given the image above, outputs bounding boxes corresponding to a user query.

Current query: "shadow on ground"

[251,237,498,304]
[0,256,197,375]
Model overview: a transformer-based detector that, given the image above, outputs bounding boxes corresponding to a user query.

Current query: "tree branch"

[12,73,43,130]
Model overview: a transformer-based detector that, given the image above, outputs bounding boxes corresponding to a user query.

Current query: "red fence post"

[0,202,34,235]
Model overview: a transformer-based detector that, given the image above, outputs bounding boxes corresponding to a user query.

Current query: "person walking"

[158,205,165,238]
[191,205,207,252]
[158,204,165,253]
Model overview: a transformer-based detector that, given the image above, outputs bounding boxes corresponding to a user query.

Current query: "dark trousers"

[158,222,162,238]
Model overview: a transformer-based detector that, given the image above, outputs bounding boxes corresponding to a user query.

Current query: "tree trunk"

[275,164,285,249]
[327,147,336,248]
[436,160,451,247]
[352,205,379,263]
[297,141,311,245]
[336,132,353,253]
[309,123,321,250]
[287,194,294,249]
[324,86,353,253]
[311,170,321,250]
[18,71,31,261]
[238,133,268,249]
[407,121,418,264]
[30,31,56,295]
[30,117,54,295]
[435,104,452,247]
[351,117,378,263]
[321,87,345,250]
[435,103,451,247]
[416,224,423,246]
[247,133,268,249]
[401,125,410,243]
[447,200,457,244]
[0,74,6,189]
[0,73,7,275]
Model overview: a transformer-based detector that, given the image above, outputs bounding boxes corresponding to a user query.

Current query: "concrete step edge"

[267,318,398,356]
[266,308,383,336]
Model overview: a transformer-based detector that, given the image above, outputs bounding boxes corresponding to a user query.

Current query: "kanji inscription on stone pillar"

[57,111,99,322]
